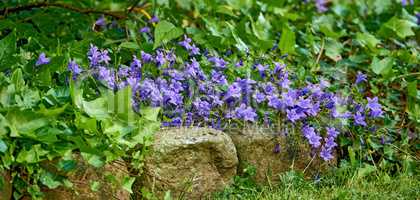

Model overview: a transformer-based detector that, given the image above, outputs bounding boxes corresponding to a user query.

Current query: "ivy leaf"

[140,107,161,122]
[0,30,16,71]
[40,172,61,189]
[356,32,380,50]
[153,20,183,49]
[81,153,104,168]
[90,181,101,192]
[381,17,416,39]
[279,25,295,54]
[325,38,343,62]
[371,57,393,76]
[0,139,7,153]
[122,176,135,194]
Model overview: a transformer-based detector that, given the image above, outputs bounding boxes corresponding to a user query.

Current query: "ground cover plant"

[0,0,419,199]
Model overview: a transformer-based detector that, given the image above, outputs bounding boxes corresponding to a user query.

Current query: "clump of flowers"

[65,35,384,161]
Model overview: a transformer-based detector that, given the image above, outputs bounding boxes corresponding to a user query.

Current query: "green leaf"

[40,172,61,189]
[81,153,104,168]
[356,32,380,50]
[82,97,110,120]
[153,20,183,49]
[356,164,376,179]
[0,139,7,153]
[279,25,295,54]
[11,68,25,92]
[90,181,101,192]
[0,30,16,71]
[140,107,161,122]
[325,38,343,61]
[119,42,140,50]
[381,17,415,39]
[164,191,172,200]
[371,57,393,75]
[407,80,417,98]
[122,176,135,194]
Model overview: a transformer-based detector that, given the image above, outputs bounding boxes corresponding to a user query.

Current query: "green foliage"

[0,0,419,198]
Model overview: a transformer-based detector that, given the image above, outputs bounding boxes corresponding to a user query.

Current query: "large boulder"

[227,127,334,184]
[0,170,12,200]
[140,127,238,199]
[41,155,130,200]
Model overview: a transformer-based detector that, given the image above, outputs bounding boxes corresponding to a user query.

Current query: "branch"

[0,2,127,19]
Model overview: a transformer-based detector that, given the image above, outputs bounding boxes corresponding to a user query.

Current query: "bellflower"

[302,125,322,148]
[211,70,228,85]
[354,112,367,126]
[208,56,227,69]
[140,26,151,33]
[320,147,334,161]
[366,97,383,118]
[315,0,328,12]
[149,15,159,23]
[355,72,367,84]
[234,104,257,122]
[68,60,82,79]
[36,53,50,66]
[224,82,242,100]
[95,15,106,27]
[193,99,212,118]
[141,51,153,63]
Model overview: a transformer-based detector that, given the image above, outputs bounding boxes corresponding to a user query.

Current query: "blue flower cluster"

[65,35,384,161]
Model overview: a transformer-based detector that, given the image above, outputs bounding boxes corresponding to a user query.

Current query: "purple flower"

[224,82,242,100]
[98,66,116,89]
[68,60,82,79]
[88,45,100,66]
[268,95,284,110]
[130,55,142,79]
[354,112,367,126]
[88,44,110,67]
[99,50,111,64]
[326,127,339,138]
[179,35,192,49]
[256,64,268,78]
[297,97,312,109]
[355,72,367,84]
[401,0,414,6]
[302,125,322,148]
[36,53,50,66]
[211,70,227,85]
[155,50,166,66]
[193,99,211,118]
[286,109,300,123]
[320,147,334,161]
[95,15,106,27]
[235,59,243,67]
[315,0,328,12]
[366,97,383,118]
[189,44,200,56]
[416,13,420,25]
[254,92,266,103]
[141,51,153,63]
[149,16,159,23]
[273,143,281,154]
[140,26,151,33]
[208,56,227,69]
[234,104,257,122]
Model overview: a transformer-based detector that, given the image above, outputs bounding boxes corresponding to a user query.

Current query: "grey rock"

[228,127,333,184]
[141,127,238,199]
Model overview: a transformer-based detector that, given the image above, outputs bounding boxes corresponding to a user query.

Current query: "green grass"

[214,169,420,200]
